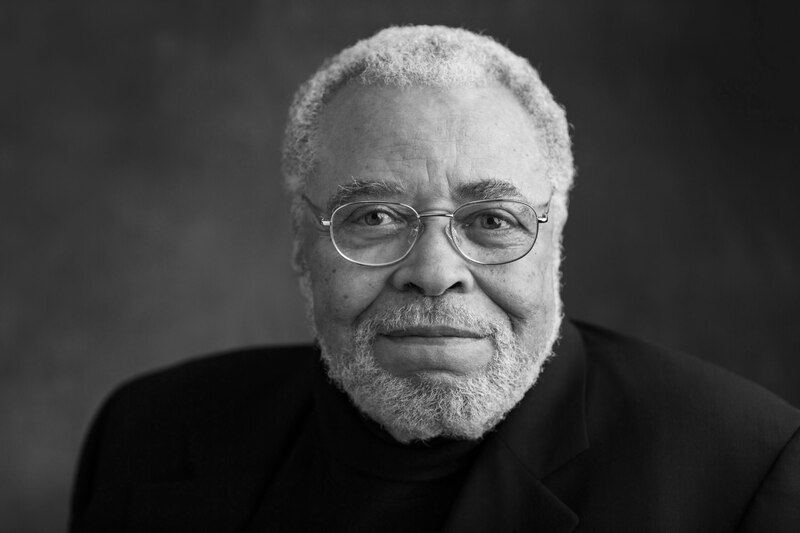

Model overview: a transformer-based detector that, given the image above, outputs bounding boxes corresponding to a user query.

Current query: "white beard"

[314,295,562,443]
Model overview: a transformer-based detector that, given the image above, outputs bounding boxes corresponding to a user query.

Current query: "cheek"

[305,241,387,330]
[478,248,557,326]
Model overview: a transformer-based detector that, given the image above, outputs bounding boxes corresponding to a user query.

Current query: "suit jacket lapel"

[442,437,579,532]
[443,321,589,532]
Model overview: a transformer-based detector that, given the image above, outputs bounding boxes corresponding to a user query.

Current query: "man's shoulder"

[82,345,319,483]
[72,345,321,522]
[573,319,800,443]
[96,345,320,446]
[553,321,800,528]
[113,343,318,409]
[115,344,319,397]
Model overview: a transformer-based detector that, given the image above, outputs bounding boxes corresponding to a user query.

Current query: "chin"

[317,299,563,443]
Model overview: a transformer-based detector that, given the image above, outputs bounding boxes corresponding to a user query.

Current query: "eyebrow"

[326,179,408,212]
[324,177,531,212]
[453,179,528,203]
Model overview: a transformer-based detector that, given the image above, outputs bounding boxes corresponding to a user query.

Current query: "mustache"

[357,298,498,337]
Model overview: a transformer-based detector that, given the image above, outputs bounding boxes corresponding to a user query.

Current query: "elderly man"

[70,26,799,532]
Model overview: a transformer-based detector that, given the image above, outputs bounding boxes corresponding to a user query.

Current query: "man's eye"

[478,214,509,230]
[343,206,403,227]
[362,210,393,226]
[472,210,517,230]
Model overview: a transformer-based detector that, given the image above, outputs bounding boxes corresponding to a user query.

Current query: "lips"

[382,325,484,338]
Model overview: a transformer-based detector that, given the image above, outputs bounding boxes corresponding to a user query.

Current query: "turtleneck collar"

[313,364,481,482]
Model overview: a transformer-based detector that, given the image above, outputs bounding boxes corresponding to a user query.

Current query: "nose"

[389,216,475,296]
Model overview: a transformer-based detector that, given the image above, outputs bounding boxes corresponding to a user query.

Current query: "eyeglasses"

[303,196,549,266]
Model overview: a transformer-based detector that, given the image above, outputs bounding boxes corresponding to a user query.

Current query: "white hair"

[281,25,575,243]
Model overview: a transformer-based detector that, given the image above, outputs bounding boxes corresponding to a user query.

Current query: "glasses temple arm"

[537,193,554,223]
[302,195,332,227]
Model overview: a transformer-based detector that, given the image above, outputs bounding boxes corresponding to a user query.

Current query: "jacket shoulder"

[575,320,799,427]
[561,321,800,530]
[112,344,318,406]
[80,345,319,483]
[71,346,320,531]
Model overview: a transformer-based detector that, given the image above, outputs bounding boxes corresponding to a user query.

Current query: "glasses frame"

[303,195,549,267]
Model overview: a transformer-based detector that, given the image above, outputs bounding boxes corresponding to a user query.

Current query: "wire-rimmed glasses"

[303,196,549,267]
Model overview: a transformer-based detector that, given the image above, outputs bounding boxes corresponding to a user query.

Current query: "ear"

[292,236,307,275]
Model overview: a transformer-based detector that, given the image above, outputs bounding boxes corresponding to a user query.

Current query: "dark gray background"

[2,1,799,531]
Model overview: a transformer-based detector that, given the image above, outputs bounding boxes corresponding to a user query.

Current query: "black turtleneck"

[314,364,482,532]
[246,362,482,532]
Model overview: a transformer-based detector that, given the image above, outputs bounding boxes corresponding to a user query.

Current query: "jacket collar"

[497,319,589,479]
[442,320,589,532]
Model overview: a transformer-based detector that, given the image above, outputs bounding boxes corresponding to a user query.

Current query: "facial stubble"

[312,294,562,443]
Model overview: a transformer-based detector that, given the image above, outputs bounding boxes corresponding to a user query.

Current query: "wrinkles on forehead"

[323,177,530,213]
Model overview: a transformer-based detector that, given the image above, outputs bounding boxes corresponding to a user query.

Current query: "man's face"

[299,84,561,441]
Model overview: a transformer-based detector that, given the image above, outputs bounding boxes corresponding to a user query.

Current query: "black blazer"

[70,321,800,532]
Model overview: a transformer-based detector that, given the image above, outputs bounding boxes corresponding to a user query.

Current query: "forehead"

[309,84,550,206]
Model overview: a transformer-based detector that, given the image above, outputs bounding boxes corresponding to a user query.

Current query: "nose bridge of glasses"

[410,211,458,252]
[416,211,454,236]
[417,211,454,220]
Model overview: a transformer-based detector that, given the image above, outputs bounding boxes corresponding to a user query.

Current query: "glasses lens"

[451,200,538,264]
[330,202,419,265]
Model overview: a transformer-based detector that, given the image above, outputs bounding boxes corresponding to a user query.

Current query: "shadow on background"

[2,1,799,531]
